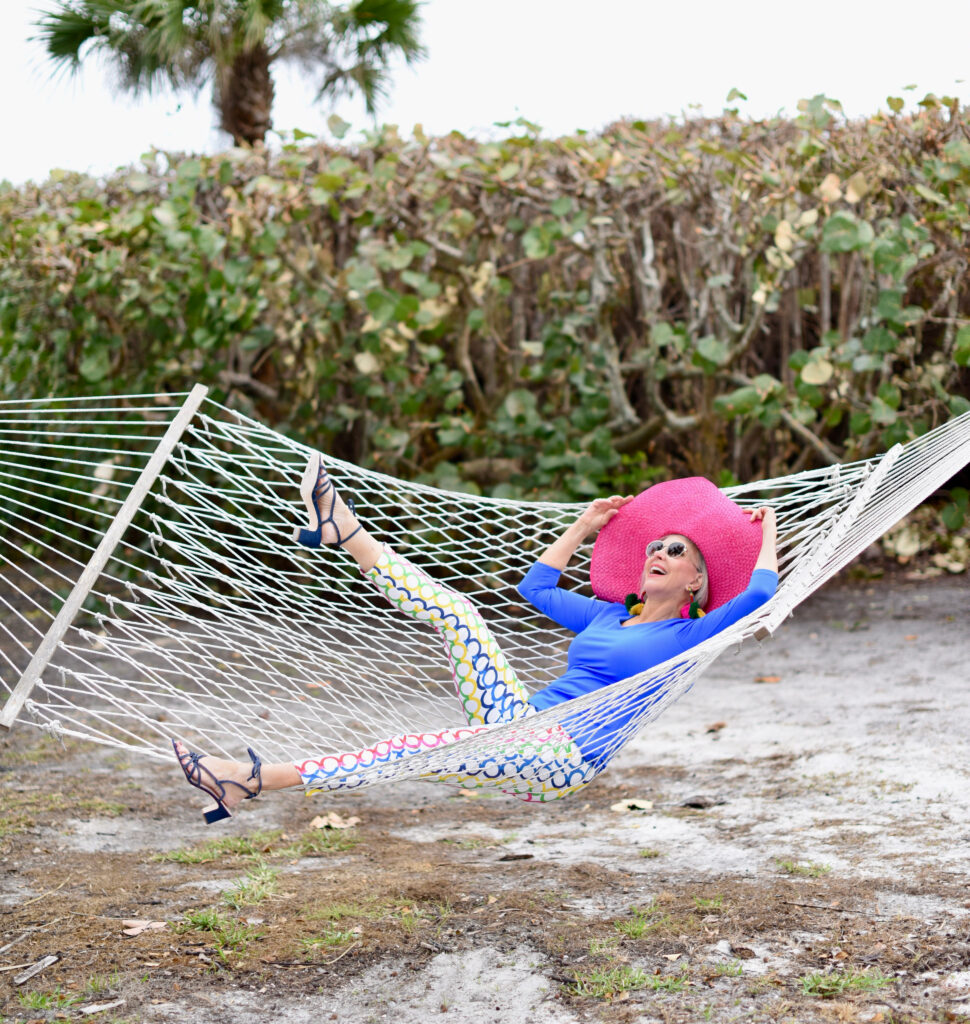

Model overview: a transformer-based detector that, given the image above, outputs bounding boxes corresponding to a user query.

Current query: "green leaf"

[819,212,874,253]
[941,503,965,531]
[79,347,111,383]
[346,263,379,293]
[877,382,901,409]
[852,354,884,372]
[693,335,729,371]
[651,322,674,348]
[887,95,904,113]
[875,289,904,323]
[503,389,537,420]
[954,325,970,366]
[870,396,897,425]
[152,203,178,229]
[862,327,898,353]
[713,385,760,419]
[914,183,947,205]
[522,226,553,260]
[328,114,351,140]
[498,161,520,181]
[800,358,834,385]
[850,411,872,435]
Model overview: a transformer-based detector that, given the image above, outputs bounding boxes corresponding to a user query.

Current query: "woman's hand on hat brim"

[578,495,634,536]
[746,506,779,573]
[744,505,777,531]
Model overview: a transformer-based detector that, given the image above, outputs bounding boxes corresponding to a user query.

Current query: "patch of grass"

[300,926,357,956]
[638,847,661,859]
[643,971,688,992]
[279,828,359,857]
[158,827,358,865]
[799,968,892,998]
[745,974,782,996]
[613,901,674,939]
[308,899,388,923]
[713,959,743,977]
[776,858,831,878]
[0,789,97,837]
[438,835,489,850]
[692,894,725,912]
[155,829,282,864]
[84,971,121,995]
[588,937,620,956]
[76,798,128,816]
[567,965,650,1000]
[176,908,262,960]
[17,987,81,1010]
[221,861,280,910]
[397,908,422,935]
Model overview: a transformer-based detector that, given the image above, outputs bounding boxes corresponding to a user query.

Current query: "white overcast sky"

[4,0,969,185]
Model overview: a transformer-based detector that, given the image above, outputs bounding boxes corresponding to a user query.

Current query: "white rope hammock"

[1,385,969,796]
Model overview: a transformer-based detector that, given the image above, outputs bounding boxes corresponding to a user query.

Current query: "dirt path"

[1,574,969,1023]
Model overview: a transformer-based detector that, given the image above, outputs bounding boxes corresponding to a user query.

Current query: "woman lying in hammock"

[174,456,778,823]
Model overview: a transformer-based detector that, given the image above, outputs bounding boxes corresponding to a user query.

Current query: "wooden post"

[0,384,209,730]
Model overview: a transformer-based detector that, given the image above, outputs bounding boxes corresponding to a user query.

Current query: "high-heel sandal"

[293,454,362,549]
[173,739,263,824]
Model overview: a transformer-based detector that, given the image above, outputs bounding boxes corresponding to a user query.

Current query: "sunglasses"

[645,539,691,559]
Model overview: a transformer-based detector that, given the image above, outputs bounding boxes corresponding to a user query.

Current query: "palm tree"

[34,0,426,146]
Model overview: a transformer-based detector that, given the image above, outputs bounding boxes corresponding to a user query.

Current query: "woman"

[175,456,778,823]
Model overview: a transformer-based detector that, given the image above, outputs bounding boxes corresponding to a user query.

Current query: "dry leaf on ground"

[121,920,167,937]
[310,811,361,830]
[609,799,653,812]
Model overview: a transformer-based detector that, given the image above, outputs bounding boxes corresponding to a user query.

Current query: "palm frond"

[32,1,115,69]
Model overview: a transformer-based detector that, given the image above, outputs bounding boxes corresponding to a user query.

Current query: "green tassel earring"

[687,587,705,619]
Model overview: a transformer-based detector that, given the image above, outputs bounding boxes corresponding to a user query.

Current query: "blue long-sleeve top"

[516,561,778,767]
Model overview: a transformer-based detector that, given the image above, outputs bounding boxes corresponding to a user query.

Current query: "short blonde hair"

[690,541,709,608]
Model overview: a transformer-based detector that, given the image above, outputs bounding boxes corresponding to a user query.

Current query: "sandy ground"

[1,571,969,1023]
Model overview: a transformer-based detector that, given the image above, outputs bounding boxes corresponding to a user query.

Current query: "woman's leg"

[295,720,599,803]
[298,459,532,727]
[363,546,532,726]
[176,720,599,813]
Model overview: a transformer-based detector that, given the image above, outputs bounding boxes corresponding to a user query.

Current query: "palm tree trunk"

[218,43,274,146]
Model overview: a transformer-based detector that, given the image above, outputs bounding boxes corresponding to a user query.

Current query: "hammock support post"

[0,384,209,731]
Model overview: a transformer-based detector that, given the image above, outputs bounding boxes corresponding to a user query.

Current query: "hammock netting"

[1,387,968,797]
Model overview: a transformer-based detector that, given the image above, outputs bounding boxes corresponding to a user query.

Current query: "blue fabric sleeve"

[516,561,614,634]
[682,569,778,642]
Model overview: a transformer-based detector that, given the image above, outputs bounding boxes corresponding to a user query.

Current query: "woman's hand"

[577,495,633,537]
[537,495,632,571]
[745,506,778,573]
[745,505,776,531]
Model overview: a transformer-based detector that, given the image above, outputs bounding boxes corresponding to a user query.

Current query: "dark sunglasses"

[645,539,690,559]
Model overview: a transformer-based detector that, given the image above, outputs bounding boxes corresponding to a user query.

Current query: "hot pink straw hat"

[589,477,762,612]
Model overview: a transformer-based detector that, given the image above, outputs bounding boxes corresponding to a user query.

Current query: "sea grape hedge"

[1,95,969,501]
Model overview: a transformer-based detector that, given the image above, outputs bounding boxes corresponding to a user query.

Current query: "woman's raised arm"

[745,506,779,575]
[538,495,633,570]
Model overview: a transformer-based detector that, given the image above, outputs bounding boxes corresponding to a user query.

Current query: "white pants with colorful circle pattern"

[294,546,599,802]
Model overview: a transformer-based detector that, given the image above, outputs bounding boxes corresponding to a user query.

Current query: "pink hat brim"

[589,477,762,610]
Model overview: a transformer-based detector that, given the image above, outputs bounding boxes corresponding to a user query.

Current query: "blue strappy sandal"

[173,739,263,824]
[293,454,362,548]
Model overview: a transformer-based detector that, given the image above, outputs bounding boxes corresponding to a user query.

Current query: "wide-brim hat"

[589,477,762,611]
